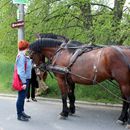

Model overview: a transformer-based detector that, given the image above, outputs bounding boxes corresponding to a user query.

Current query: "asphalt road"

[0,96,126,130]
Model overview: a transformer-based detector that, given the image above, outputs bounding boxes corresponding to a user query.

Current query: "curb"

[0,93,122,108]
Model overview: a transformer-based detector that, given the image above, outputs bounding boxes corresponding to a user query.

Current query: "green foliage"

[0,0,17,61]
[0,0,130,103]
[0,62,15,93]
[92,12,113,44]
[25,0,130,44]
[0,0,130,62]
[45,74,121,103]
[0,61,122,103]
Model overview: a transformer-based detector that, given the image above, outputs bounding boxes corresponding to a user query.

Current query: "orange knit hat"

[18,40,29,51]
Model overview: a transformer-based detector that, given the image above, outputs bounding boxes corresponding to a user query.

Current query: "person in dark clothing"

[26,67,39,102]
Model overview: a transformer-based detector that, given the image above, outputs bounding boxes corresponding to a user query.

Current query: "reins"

[66,71,129,103]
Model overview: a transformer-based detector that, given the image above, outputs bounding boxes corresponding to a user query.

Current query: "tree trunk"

[113,0,126,23]
[80,2,92,30]
[112,0,126,44]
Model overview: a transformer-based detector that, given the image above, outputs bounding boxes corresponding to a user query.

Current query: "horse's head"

[29,40,44,66]
[29,51,44,66]
[29,38,63,66]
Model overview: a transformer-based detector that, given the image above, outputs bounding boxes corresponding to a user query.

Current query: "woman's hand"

[22,84,26,90]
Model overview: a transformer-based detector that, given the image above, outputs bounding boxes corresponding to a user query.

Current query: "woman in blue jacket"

[16,40,32,121]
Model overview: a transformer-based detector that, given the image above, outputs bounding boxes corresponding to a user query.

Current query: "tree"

[25,0,129,45]
[0,0,17,61]
[0,0,129,62]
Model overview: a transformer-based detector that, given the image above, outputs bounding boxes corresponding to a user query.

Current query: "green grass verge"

[45,74,122,104]
[0,61,122,104]
[0,61,16,93]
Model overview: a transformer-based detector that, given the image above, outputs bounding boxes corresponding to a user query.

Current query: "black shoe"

[22,112,31,119]
[32,98,37,102]
[17,115,29,121]
[26,99,30,102]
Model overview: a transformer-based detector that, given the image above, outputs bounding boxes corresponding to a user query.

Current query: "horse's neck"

[43,48,57,60]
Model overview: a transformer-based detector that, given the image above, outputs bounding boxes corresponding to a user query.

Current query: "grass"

[0,59,16,94]
[45,74,122,104]
[0,59,122,104]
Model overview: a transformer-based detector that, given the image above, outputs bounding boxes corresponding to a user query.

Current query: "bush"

[0,61,14,93]
[45,74,122,104]
[0,60,122,104]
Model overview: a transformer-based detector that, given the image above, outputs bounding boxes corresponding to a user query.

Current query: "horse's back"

[66,47,130,85]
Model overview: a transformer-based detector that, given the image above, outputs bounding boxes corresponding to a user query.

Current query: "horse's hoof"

[60,112,68,117]
[69,112,75,116]
[69,112,73,116]
[126,124,130,129]
[59,115,67,120]
[69,107,75,114]
[116,120,125,125]
[59,112,68,119]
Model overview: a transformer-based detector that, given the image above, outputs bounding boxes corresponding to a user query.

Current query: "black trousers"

[17,79,29,116]
[26,79,36,99]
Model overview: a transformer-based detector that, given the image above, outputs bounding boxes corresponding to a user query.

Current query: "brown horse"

[29,38,130,128]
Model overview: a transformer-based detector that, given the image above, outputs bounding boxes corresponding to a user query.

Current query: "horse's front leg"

[56,76,69,118]
[61,93,69,118]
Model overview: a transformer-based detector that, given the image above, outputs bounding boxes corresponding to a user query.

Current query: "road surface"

[0,96,126,130]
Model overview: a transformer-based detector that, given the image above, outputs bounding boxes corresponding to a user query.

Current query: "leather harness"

[39,44,103,85]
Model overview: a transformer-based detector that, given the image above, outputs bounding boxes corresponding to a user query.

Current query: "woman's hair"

[18,40,29,51]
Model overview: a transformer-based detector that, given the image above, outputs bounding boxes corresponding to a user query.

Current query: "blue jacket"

[16,51,32,84]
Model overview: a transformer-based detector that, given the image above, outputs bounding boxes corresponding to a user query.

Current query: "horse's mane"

[30,38,63,52]
[35,33,69,43]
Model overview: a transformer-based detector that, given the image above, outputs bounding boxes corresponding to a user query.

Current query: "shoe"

[17,115,29,121]
[26,99,30,102]
[32,98,37,102]
[22,112,31,119]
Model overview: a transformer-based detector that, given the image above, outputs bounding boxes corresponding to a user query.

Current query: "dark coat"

[30,68,39,88]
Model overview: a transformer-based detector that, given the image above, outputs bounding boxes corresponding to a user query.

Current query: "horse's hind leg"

[126,98,130,129]
[118,84,130,128]
[117,97,129,125]
[68,82,76,115]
